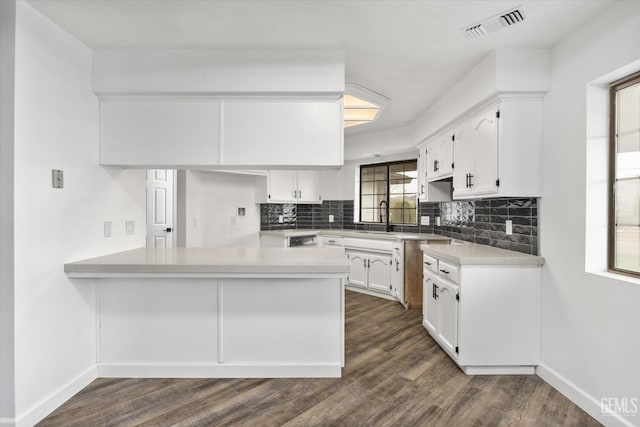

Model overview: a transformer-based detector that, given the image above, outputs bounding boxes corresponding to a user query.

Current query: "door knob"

[164,227,172,232]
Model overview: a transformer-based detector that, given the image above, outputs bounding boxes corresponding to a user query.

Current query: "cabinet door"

[438,133,454,178]
[346,251,368,289]
[452,120,473,198]
[391,255,403,302]
[425,139,440,182]
[367,254,392,294]
[423,270,439,335]
[437,279,459,358]
[296,170,322,203]
[267,170,297,203]
[417,146,428,201]
[222,99,343,167]
[469,106,498,196]
[100,100,221,166]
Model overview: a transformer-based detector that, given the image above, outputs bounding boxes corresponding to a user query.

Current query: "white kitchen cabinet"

[258,170,322,204]
[367,254,393,294]
[426,132,454,181]
[222,99,343,167]
[390,242,404,303]
[99,97,343,168]
[451,95,543,199]
[346,251,374,290]
[453,105,498,198]
[417,143,451,203]
[422,252,541,375]
[100,99,221,166]
[345,241,393,296]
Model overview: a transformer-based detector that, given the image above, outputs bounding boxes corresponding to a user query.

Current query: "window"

[360,160,417,225]
[610,71,640,276]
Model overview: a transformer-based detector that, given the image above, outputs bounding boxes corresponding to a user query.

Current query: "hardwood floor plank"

[38,290,601,427]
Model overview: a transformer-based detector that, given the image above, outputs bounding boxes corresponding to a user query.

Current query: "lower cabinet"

[346,250,392,295]
[422,253,541,375]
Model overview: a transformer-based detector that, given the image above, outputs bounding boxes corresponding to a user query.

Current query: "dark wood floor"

[39,290,599,427]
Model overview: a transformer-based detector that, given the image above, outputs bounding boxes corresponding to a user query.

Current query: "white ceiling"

[27,0,614,137]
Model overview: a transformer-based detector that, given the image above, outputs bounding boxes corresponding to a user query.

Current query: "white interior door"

[146,169,175,248]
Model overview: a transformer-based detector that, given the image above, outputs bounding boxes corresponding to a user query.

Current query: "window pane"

[389,208,403,224]
[361,209,375,222]
[361,167,375,182]
[405,177,417,193]
[389,179,405,194]
[615,226,640,272]
[374,166,386,180]
[403,208,417,224]
[612,77,640,275]
[615,178,640,225]
[362,181,386,195]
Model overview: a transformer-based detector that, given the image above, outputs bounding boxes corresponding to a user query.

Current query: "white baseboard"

[98,362,342,378]
[536,363,637,427]
[7,365,97,427]
[464,366,535,375]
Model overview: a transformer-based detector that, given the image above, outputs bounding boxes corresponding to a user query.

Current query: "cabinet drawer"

[423,255,438,274]
[437,260,459,284]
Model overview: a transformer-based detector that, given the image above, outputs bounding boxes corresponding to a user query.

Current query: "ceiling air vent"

[462,7,525,40]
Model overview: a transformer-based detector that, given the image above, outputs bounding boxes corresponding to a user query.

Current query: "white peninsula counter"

[65,247,350,378]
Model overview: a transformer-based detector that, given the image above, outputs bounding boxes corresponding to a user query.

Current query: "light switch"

[506,219,513,235]
[104,221,112,238]
[278,215,284,223]
[421,216,430,226]
[125,220,135,235]
[52,169,63,188]
[329,214,335,223]
[435,216,441,226]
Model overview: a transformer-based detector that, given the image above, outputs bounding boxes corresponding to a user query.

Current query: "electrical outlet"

[104,221,112,238]
[52,169,64,188]
[435,216,441,226]
[420,216,430,226]
[125,220,135,235]
[278,215,284,223]
[506,219,513,235]
[329,214,335,223]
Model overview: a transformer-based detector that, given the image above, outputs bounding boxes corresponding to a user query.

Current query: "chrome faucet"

[379,200,391,232]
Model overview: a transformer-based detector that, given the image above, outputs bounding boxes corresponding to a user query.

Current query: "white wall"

[185,171,260,247]
[538,2,640,426]
[11,2,146,425]
[0,1,17,423]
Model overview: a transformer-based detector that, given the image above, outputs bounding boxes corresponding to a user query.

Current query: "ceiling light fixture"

[344,84,389,128]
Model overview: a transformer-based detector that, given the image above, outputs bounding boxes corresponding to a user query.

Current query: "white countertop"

[260,229,451,242]
[65,247,350,276]
[421,242,544,266]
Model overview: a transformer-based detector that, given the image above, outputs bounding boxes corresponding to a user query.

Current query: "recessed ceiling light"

[344,84,389,128]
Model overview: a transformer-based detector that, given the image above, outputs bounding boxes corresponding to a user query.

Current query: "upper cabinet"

[426,132,454,182]
[221,99,343,167]
[452,105,499,198]
[257,170,322,204]
[417,145,451,203]
[99,97,343,168]
[419,93,543,200]
[100,99,222,166]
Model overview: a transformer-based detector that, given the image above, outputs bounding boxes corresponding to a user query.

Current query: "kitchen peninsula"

[65,247,349,378]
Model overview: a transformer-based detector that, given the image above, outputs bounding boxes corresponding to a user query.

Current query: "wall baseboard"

[6,365,97,427]
[536,363,637,427]
[98,362,341,378]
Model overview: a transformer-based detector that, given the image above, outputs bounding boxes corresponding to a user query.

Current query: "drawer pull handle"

[424,262,432,266]
[440,269,450,274]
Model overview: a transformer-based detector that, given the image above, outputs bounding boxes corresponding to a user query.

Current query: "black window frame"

[609,70,640,278]
[359,159,418,226]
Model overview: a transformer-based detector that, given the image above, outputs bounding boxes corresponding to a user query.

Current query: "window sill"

[585,270,640,287]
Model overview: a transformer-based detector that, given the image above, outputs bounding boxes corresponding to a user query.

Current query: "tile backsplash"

[260,197,538,255]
